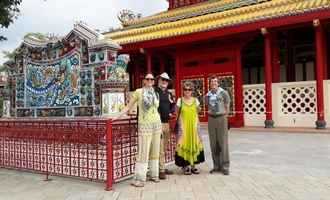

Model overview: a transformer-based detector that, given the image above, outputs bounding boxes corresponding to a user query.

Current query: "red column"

[314,19,326,129]
[146,52,152,74]
[169,0,173,9]
[262,28,274,128]
[286,31,295,82]
[175,53,181,98]
[160,56,165,73]
[235,49,244,127]
[272,34,281,83]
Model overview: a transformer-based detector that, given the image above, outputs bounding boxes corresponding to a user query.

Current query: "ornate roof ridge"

[105,0,330,45]
[118,0,269,30]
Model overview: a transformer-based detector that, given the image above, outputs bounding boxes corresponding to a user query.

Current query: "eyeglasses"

[145,78,154,81]
[161,78,169,82]
[184,88,192,91]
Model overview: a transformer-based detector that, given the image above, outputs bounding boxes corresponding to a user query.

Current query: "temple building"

[104,0,330,129]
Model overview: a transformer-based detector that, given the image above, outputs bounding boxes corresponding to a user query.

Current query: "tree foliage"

[0,0,23,41]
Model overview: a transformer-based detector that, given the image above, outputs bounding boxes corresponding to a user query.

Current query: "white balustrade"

[272,81,317,127]
[243,84,265,126]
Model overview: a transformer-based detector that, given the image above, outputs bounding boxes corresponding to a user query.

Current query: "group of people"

[115,72,230,187]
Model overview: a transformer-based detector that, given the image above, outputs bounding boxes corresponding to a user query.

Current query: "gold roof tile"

[105,0,329,45]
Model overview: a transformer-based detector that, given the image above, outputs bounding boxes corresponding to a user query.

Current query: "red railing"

[0,117,176,190]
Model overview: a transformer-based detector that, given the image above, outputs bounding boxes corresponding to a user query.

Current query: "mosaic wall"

[25,53,80,107]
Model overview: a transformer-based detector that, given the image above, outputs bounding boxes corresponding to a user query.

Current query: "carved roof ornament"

[117,9,142,27]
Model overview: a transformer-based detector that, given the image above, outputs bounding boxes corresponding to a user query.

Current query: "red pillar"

[169,0,174,9]
[272,34,281,83]
[235,49,244,127]
[160,56,165,73]
[286,31,295,82]
[314,19,327,129]
[133,63,139,89]
[262,28,274,128]
[146,52,152,74]
[175,53,181,98]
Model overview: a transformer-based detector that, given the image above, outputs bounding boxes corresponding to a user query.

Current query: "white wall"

[272,81,317,127]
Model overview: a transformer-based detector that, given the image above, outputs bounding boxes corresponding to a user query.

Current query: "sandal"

[131,180,145,187]
[184,166,192,175]
[191,167,200,174]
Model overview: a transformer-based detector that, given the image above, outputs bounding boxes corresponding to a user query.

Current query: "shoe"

[184,166,192,175]
[149,177,160,183]
[191,167,200,174]
[165,169,174,175]
[131,180,144,187]
[222,169,230,176]
[159,172,166,180]
[209,168,220,174]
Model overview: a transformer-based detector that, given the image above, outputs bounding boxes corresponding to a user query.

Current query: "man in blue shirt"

[206,76,230,175]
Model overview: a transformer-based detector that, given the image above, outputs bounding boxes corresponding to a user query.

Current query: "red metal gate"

[0,117,176,190]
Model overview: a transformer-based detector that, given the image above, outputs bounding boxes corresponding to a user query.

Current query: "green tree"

[0,0,23,41]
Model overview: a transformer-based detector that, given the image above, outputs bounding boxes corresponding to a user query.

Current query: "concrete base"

[316,120,326,129]
[264,120,274,128]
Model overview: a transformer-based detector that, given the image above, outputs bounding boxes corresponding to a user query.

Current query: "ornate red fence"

[0,117,176,190]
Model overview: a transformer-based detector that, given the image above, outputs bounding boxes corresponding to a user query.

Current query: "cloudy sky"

[0,0,168,64]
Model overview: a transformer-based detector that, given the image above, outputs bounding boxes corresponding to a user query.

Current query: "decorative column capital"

[261,27,268,35]
[313,19,320,27]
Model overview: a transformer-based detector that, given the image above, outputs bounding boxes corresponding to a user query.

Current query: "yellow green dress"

[175,98,205,167]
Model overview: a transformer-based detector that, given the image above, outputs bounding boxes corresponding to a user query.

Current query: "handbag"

[174,98,183,134]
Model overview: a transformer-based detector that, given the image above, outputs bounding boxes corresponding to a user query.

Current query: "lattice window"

[243,87,265,115]
[281,86,316,115]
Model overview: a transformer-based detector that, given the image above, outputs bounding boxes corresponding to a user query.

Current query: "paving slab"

[1,130,329,200]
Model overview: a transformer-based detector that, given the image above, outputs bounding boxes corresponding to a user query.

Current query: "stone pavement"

[1,130,330,200]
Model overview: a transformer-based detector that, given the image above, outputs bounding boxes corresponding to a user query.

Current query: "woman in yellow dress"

[175,81,205,175]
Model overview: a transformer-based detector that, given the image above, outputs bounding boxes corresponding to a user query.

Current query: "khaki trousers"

[207,115,230,170]
[159,123,170,172]
[135,123,161,181]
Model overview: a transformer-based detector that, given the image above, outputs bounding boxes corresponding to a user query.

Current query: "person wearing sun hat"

[114,73,162,187]
[155,72,175,179]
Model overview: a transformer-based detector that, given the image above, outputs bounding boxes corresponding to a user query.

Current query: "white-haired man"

[155,72,175,179]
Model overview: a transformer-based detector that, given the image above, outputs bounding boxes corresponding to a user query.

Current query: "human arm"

[223,90,231,115]
[112,90,138,120]
[195,98,201,112]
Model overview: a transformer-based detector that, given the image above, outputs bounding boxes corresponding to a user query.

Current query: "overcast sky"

[0,0,168,65]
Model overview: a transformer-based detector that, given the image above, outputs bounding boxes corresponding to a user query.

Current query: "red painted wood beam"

[175,53,181,99]
[272,34,281,83]
[235,49,244,127]
[121,9,330,52]
[159,56,165,73]
[262,28,274,128]
[146,52,152,74]
[286,31,295,82]
[314,19,327,129]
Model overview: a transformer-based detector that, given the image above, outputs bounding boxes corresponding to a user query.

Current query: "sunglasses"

[161,78,169,82]
[184,88,192,91]
[145,78,154,81]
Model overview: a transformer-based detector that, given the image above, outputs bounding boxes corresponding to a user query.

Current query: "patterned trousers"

[134,122,162,181]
